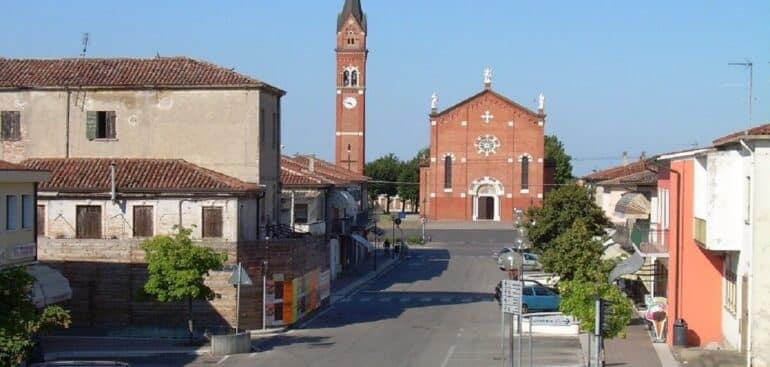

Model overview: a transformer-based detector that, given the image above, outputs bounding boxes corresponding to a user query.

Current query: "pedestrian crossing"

[336,292,494,305]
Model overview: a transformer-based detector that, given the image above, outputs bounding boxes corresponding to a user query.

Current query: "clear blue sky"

[2,0,769,175]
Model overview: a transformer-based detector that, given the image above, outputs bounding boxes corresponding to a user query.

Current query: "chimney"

[110,161,117,202]
[308,154,315,172]
[622,151,628,166]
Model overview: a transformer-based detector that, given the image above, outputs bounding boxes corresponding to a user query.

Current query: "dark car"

[494,280,561,314]
[31,362,131,367]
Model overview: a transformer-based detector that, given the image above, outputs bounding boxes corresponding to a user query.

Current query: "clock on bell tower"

[335,0,367,174]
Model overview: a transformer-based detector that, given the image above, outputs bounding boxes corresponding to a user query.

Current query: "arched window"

[347,31,356,45]
[351,70,359,87]
[444,156,452,189]
[343,70,350,87]
[521,156,530,190]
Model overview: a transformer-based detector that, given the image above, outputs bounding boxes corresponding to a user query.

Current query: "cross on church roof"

[481,110,494,123]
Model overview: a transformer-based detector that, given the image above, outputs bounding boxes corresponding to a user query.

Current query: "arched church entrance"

[470,177,504,221]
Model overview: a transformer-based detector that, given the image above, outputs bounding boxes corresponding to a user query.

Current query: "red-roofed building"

[0,56,285,232]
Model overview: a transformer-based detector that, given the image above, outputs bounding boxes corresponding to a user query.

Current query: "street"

[112,231,583,367]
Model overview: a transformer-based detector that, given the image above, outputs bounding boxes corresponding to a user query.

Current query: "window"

[86,111,116,140]
[444,156,452,189]
[37,205,45,236]
[294,204,309,224]
[202,207,223,238]
[274,302,283,321]
[534,286,553,296]
[133,206,154,237]
[521,156,530,191]
[1,111,21,141]
[351,70,358,87]
[724,255,738,315]
[21,195,33,229]
[76,205,102,239]
[522,286,534,296]
[274,281,284,300]
[6,195,18,230]
[347,31,356,45]
[343,70,350,87]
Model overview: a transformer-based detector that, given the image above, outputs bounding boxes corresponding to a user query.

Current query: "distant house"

[279,155,371,279]
[0,160,70,308]
[0,56,285,232]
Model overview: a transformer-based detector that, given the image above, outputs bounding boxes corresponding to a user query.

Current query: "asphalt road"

[115,232,583,367]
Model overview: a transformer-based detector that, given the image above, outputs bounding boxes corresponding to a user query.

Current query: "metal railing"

[613,224,669,256]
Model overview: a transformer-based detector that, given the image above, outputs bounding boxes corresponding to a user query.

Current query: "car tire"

[522,304,529,314]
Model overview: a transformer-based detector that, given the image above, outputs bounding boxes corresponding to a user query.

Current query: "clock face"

[343,96,358,109]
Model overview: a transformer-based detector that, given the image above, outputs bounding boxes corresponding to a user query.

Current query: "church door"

[477,197,495,220]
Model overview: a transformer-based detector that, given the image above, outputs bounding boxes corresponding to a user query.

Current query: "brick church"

[419,71,548,221]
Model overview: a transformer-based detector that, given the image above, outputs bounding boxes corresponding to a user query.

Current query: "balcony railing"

[613,224,669,257]
[694,217,707,245]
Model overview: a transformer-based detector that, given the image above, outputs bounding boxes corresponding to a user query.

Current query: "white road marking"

[440,345,457,367]
[216,355,230,365]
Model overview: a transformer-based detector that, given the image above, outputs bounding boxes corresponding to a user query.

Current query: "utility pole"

[729,60,753,128]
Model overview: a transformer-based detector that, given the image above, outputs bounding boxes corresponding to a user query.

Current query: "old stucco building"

[0,57,285,228]
[419,72,546,222]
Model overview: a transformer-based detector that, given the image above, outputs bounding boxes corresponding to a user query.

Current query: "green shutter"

[86,111,97,140]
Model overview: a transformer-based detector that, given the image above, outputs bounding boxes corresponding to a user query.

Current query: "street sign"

[501,280,521,314]
[228,265,253,286]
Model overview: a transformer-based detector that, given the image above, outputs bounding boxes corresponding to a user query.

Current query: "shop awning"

[27,264,72,308]
[351,234,375,252]
[614,193,651,219]
[329,190,358,213]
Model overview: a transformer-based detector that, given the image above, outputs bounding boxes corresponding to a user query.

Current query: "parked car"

[494,280,561,314]
[495,248,542,271]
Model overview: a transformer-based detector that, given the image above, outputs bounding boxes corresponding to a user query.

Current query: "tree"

[541,219,608,283]
[524,183,608,251]
[1,267,71,365]
[559,279,633,339]
[545,135,574,186]
[365,153,403,212]
[142,226,227,344]
[396,148,428,211]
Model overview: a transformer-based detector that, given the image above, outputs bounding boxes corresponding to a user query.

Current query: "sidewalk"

[579,316,680,367]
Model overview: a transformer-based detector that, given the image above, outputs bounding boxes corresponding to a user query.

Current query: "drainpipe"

[290,190,296,231]
[669,167,683,322]
[739,139,754,365]
[66,89,71,158]
[256,191,265,240]
[110,161,117,202]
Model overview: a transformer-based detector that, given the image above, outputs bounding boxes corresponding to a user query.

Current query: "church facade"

[419,73,546,222]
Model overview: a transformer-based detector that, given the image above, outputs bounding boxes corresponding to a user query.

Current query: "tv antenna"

[80,32,90,58]
[728,60,752,128]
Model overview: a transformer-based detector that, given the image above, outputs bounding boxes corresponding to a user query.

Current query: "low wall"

[211,332,251,356]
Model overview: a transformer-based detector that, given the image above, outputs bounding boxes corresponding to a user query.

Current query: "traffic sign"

[501,280,522,315]
[228,264,253,286]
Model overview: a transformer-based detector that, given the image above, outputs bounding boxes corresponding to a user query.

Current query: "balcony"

[614,224,669,257]
[693,217,707,246]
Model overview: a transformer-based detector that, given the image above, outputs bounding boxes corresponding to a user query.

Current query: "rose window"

[475,135,500,156]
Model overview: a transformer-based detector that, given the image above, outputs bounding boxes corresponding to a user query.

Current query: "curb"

[45,348,209,360]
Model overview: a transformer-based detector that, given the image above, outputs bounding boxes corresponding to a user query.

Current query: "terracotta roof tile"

[280,155,368,187]
[713,123,770,145]
[22,158,259,193]
[582,160,650,182]
[0,57,284,94]
[597,170,658,186]
[0,160,35,171]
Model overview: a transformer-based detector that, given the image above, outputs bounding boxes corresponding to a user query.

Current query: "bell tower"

[335,0,367,173]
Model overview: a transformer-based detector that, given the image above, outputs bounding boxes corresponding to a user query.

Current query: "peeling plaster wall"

[751,141,770,367]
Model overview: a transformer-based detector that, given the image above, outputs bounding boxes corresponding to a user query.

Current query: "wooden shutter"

[1,111,20,141]
[37,205,45,236]
[202,207,223,238]
[76,206,102,239]
[133,206,154,237]
[444,156,452,189]
[86,111,98,140]
[521,157,530,190]
[106,111,117,139]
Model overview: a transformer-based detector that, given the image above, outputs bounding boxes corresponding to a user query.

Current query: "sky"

[1,0,769,176]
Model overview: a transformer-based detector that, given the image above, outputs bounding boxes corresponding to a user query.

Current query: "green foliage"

[396,148,428,207]
[559,280,633,338]
[365,153,402,200]
[525,183,608,252]
[545,135,574,185]
[142,226,227,303]
[541,219,608,282]
[1,267,71,365]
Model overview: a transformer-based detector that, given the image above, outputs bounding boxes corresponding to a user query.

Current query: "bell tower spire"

[335,0,368,173]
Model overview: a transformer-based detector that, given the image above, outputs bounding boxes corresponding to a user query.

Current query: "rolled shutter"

[86,111,97,140]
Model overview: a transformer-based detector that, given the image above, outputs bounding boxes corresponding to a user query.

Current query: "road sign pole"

[529,315,533,367]
[518,262,524,367]
[594,296,602,367]
[235,262,241,333]
[501,303,505,367]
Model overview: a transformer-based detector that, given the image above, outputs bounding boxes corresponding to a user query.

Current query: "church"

[419,72,548,222]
